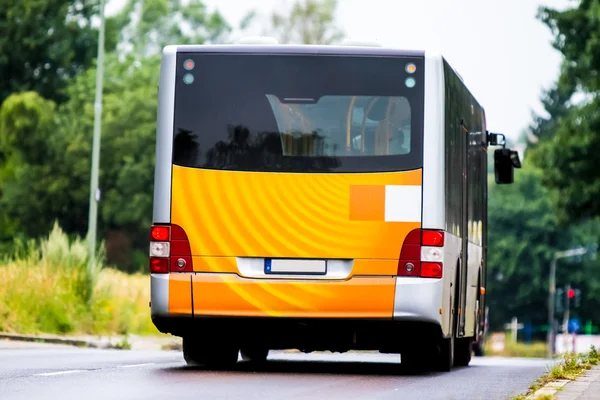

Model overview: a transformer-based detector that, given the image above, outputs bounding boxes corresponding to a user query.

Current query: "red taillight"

[149,224,193,274]
[397,229,444,279]
[421,262,443,278]
[422,230,444,247]
[151,226,170,241]
[150,257,169,273]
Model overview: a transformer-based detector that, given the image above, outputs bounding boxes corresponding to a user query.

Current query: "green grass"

[512,345,599,399]
[0,223,160,336]
[484,337,548,358]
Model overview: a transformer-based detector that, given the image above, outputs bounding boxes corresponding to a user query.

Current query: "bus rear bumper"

[393,277,444,326]
[150,273,446,352]
[151,273,444,327]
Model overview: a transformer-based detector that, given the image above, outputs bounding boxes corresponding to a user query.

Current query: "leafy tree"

[0,0,121,105]
[486,160,600,333]
[0,0,231,270]
[270,0,344,44]
[112,0,231,56]
[529,0,600,223]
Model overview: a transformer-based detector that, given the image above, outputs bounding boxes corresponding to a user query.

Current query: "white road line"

[35,370,87,377]
[117,363,155,368]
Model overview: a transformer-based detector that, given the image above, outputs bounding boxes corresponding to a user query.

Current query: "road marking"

[35,370,87,376]
[117,363,155,368]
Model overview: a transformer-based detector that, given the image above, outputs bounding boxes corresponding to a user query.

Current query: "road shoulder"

[555,364,600,400]
[520,348,600,400]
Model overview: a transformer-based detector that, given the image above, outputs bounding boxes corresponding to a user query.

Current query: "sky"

[107,0,572,142]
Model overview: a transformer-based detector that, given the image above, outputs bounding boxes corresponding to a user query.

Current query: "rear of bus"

[150,44,444,360]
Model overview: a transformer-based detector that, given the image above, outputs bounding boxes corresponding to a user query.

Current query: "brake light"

[422,230,444,247]
[397,229,444,278]
[151,226,170,241]
[421,262,443,278]
[149,224,193,274]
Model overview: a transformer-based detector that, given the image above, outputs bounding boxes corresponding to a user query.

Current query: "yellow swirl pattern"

[171,166,422,260]
[170,166,423,318]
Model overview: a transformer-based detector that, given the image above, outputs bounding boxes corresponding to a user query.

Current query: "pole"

[547,255,557,358]
[546,247,587,358]
[563,283,570,353]
[86,0,106,301]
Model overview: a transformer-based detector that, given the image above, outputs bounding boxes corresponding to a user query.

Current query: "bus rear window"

[172,53,424,173]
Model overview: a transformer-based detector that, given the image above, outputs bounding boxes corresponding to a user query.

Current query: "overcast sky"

[107,0,572,141]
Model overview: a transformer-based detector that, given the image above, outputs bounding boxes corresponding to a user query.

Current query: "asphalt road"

[0,340,554,400]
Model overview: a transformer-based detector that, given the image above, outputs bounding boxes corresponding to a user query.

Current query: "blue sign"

[568,318,581,334]
[523,321,534,343]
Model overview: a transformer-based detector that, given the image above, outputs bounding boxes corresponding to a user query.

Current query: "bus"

[148,38,521,372]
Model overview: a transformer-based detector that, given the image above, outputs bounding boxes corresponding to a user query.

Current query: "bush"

[0,223,158,335]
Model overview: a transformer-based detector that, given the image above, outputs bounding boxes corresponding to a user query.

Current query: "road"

[0,340,553,400]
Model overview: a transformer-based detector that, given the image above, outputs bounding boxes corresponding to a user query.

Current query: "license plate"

[264,259,327,275]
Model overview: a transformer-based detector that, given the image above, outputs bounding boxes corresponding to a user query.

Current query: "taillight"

[422,230,444,247]
[151,226,170,241]
[150,257,169,274]
[397,229,444,278]
[149,224,193,273]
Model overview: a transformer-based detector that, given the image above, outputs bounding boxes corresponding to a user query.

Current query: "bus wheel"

[436,335,454,372]
[454,338,472,366]
[240,348,269,364]
[182,337,239,369]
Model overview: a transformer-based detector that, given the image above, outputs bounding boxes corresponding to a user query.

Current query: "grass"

[484,337,548,358]
[512,345,599,400]
[0,223,160,336]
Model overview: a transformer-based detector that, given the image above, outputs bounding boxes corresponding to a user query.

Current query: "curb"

[525,379,570,399]
[0,333,99,348]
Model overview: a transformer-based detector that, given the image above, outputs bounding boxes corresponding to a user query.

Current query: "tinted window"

[172,53,424,173]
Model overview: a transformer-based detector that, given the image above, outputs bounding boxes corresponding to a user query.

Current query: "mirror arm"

[486,131,506,149]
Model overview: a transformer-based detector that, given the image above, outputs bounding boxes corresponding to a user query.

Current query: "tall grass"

[0,223,158,336]
[484,337,548,358]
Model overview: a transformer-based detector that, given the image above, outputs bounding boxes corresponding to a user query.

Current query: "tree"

[486,161,600,333]
[112,0,231,56]
[270,0,344,44]
[529,0,600,223]
[0,0,231,270]
[0,0,120,105]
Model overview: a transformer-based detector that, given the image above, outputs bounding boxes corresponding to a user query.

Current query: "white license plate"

[265,259,327,274]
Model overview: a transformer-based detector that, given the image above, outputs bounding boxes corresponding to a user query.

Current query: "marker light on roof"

[183,73,194,85]
[183,59,195,70]
[406,63,416,74]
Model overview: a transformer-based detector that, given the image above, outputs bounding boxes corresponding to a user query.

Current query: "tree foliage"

[270,0,344,44]
[487,162,600,331]
[529,0,600,223]
[0,0,117,105]
[0,0,229,271]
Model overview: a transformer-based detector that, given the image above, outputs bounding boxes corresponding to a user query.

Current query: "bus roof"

[165,44,425,58]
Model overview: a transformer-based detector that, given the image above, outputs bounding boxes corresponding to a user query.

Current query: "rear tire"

[454,337,472,367]
[183,337,239,368]
[436,336,454,372]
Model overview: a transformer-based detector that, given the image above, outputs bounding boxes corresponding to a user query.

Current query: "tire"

[183,337,239,368]
[436,263,460,372]
[436,336,455,372]
[240,348,269,364]
[454,337,472,367]
[473,340,484,357]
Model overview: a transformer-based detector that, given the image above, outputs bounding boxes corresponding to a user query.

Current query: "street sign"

[568,318,581,334]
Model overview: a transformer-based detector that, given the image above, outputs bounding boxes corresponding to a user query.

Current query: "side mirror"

[494,148,521,184]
